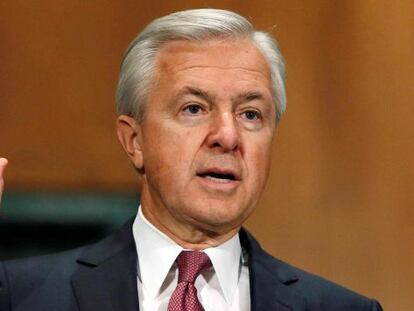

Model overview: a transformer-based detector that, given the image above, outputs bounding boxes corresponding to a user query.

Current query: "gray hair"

[116,9,286,121]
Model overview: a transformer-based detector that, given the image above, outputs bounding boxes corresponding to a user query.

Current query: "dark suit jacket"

[0,219,382,310]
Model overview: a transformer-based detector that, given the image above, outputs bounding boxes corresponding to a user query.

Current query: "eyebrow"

[175,86,216,103]
[232,91,265,104]
[174,86,268,106]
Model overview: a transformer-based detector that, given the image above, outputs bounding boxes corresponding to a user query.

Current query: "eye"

[243,110,260,121]
[182,104,204,115]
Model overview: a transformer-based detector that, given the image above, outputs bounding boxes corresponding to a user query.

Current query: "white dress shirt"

[132,206,250,311]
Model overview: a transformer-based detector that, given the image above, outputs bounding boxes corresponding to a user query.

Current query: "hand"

[0,158,8,205]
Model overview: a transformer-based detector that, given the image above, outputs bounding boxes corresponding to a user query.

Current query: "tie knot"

[176,251,212,283]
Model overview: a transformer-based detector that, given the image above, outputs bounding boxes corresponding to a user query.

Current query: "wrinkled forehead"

[153,38,272,81]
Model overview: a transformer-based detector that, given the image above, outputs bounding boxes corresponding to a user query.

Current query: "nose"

[206,112,241,152]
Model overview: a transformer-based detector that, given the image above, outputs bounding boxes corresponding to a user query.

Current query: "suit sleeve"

[0,262,11,311]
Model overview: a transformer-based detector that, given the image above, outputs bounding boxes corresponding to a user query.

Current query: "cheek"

[143,125,203,177]
[247,139,273,184]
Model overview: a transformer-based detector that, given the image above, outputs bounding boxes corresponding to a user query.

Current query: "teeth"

[205,175,232,183]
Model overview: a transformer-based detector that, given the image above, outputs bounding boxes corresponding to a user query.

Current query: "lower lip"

[196,175,240,191]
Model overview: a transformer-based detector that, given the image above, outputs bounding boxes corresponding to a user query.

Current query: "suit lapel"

[71,219,139,311]
[69,220,305,311]
[240,229,306,311]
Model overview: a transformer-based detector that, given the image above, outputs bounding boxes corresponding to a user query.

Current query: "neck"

[141,203,239,250]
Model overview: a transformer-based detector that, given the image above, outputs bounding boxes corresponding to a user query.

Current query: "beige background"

[1,1,413,309]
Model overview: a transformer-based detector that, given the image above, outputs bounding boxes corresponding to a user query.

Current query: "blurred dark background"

[0,191,138,260]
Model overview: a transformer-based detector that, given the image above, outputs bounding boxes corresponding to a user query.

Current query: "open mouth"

[197,172,236,181]
[196,168,240,184]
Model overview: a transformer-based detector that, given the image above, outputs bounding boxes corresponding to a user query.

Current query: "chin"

[185,202,250,233]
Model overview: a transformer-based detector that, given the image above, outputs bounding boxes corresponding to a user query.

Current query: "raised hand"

[0,158,8,205]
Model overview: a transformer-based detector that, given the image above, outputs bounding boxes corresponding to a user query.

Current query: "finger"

[0,158,8,203]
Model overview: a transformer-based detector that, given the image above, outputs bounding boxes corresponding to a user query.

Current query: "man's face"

[137,38,276,236]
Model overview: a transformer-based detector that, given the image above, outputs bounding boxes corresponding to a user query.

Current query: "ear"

[116,115,144,172]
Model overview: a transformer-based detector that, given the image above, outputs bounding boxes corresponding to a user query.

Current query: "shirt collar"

[132,205,242,304]
[203,231,242,303]
[133,206,182,299]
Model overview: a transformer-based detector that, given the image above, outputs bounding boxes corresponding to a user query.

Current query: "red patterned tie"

[168,251,212,311]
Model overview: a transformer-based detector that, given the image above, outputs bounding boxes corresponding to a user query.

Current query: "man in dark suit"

[0,9,382,310]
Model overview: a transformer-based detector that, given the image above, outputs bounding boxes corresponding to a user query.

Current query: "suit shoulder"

[278,259,382,310]
[260,255,382,311]
[2,246,86,281]
[0,220,135,310]
[0,246,87,310]
[294,268,375,310]
[240,229,382,310]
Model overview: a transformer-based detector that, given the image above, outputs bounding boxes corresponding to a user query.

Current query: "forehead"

[153,38,272,88]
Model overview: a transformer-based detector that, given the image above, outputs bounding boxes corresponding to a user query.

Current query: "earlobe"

[116,115,144,171]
